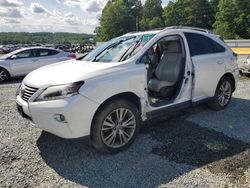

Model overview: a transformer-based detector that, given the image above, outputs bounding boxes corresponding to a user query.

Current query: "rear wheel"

[208,77,233,111]
[0,68,9,82]
[91,99,141,153]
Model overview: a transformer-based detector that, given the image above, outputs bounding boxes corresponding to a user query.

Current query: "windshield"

[83,34,155,63]
[0,50,18,60]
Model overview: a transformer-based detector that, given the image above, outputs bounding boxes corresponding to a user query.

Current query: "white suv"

[16,27,238,153]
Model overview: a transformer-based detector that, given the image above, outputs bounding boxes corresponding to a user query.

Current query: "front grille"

[21,85,39,102]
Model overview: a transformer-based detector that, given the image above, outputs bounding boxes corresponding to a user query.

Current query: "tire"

[245,73,250,78]
[91,99,141,153]
[208,76,233,111]
[0,68,9,82]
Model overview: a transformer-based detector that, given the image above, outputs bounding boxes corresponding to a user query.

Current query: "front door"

[10,49,40,76]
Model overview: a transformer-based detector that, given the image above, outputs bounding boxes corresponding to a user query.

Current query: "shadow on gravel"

[144,115,249,167]
[0,77,23,85]
[37,99,250,187]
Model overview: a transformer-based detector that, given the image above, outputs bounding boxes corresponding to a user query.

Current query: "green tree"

[213,0,240,39]
[163,0,214,30]
[234,0,250,38]
[96,0,140,41]
[0,32,94,45]
[140,0,164,30]
[125,0,142,31]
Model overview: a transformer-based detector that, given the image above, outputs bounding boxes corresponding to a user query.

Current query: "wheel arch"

[0,66,11,78]
[90,92,141,136]
[221,72,236,92]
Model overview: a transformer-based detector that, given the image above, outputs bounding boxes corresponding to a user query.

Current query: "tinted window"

[48,49,59,55]
[16,50,34,58]
[184,33,225,56]
[39,49,59,57]
[211,40,225,53]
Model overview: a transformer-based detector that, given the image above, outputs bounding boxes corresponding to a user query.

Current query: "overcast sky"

[0,0,170,33]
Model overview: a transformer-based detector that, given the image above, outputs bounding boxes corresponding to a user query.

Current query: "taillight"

[68,53,76,59]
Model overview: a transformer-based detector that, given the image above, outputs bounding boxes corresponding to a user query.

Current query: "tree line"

[0,32,95,45]
[96,0,250,41]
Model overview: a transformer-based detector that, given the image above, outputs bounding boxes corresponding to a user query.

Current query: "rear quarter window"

[39,49,59,57]
[184,33,225,56]
[211,40,226,53]
[49,49,60,55]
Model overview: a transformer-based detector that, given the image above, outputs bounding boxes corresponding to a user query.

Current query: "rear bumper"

[16,94,100,139]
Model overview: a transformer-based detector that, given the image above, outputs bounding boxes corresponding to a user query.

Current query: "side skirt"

[146,97,213,120]
[146,100,192,120]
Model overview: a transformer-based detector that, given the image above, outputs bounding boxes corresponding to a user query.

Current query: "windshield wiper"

[93,37,135,62]
[119,37,143,62]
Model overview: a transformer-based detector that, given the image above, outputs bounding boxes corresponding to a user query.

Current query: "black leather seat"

[148,41,183,98]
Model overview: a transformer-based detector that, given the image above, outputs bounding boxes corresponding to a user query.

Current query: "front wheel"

[91,99,141,153]
[0,68,9,82]
[208,77,233,111]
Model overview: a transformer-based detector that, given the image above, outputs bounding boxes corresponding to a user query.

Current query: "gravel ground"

[0,77,250,188]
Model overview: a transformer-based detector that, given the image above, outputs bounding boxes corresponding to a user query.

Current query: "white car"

[0,47,75,82]
[240,55,250,74]
[16,27,238,153]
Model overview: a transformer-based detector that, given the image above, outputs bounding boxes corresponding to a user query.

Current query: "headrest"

[167,41,181,53]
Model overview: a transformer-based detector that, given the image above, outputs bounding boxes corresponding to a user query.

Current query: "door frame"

[137,32,193,115]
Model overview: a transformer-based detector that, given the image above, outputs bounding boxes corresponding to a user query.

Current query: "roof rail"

[123,31,141,36]
[149,27,165,31]
[163,26,212,33]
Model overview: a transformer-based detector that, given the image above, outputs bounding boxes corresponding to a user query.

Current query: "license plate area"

[16,103,32,121]
[17,103,24,117]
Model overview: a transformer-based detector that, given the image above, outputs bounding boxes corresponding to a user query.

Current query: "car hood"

[24,60,123,88]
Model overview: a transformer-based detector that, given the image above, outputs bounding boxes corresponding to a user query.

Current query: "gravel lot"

[0,77,250,188]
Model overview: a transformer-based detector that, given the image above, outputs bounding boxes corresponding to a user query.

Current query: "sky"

[0,0,170,34]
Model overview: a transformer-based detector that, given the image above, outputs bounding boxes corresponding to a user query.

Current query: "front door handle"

[217,60,224,64]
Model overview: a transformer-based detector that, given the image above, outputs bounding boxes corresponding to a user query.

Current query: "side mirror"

[10,55,17,60]
[140,53,151,65]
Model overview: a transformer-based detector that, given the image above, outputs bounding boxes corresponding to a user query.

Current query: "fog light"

[54,114,67,123]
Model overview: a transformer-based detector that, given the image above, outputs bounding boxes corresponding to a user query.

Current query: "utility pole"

[136,16,139,31]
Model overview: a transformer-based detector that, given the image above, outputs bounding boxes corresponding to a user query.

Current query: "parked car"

[16,27,238,153]
[239,55,250,75]
[0,47,76,82]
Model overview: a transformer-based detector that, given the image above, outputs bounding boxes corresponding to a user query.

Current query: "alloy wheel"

[0,70,7,81]
[218,80,232,106]
[101,108,136,148]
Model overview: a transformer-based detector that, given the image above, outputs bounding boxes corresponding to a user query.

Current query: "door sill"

[146,100,192,120]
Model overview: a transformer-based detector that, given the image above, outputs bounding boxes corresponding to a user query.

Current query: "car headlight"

[35,81,84,102]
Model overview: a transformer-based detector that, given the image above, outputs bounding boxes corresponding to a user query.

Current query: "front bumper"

[16,94,99,139]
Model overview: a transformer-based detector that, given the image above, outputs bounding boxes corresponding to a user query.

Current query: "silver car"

[0,47,75,82]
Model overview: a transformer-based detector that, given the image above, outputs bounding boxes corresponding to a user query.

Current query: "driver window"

[16,50,34,59]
